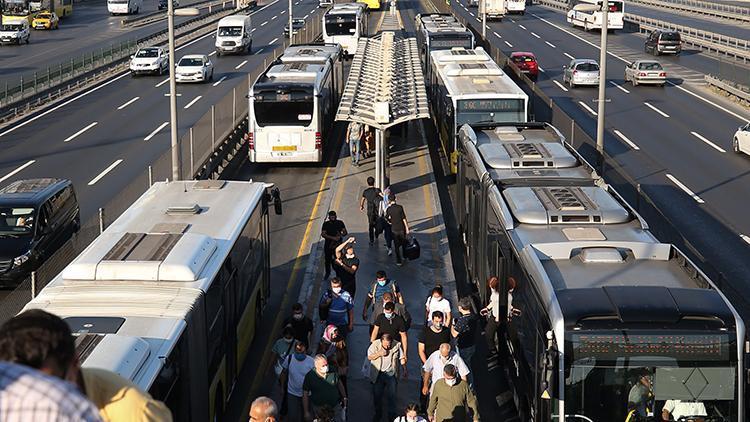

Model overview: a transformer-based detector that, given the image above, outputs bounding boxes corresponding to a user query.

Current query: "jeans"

[393,231,406,264]
[367,215,378,243]
[458,345,476,385]
[349,138,360,165]
[372,372,397,422]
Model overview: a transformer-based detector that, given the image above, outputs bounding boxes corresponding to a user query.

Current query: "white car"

[733,123,750,155]
[129,47,169,76]
[624,60,666,87]
[563,59,600,88]
[175,54,214,83]
[0,21,30,45]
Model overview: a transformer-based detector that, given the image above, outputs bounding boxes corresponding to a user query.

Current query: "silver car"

[562,59,600,88]
[624,60,667,87]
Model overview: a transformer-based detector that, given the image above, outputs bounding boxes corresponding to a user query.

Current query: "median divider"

[120,0,232,28]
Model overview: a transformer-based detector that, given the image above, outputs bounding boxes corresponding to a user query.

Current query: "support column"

[383,129,390,187]
[375,129,387,190]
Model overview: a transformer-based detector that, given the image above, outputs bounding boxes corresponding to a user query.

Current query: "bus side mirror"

[272,187,282,215]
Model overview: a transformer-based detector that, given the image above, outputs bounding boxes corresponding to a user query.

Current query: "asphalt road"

[624,1,750,41]
[0,0,326,222]
[0,0,223,84]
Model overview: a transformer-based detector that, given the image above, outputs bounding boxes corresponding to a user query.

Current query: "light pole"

[481,0,487,38]
[167,5,200,181]
[595,2,608,157]
[289,0,293,42]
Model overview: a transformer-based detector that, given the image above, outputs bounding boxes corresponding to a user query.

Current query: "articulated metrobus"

[456,122,746,422]
[429,47,528,173]
[567,0,623,30]
[415,13,475,70]
[24,180,273,422]
[1,0,32,24]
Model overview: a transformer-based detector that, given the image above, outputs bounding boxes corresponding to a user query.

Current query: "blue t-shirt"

[322,290,354,326]
[371,279,399,304]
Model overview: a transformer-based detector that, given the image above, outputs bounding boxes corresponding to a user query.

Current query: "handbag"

[404,237,420,260]
[279,354,293,415]
[274,340,295,377]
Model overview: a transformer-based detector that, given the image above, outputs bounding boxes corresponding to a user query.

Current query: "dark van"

[0,179,80,286]
[645,30,682,55]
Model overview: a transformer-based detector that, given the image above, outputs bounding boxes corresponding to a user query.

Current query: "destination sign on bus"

[570,332,733,361]
[457,99,524,112]
[430,37,473,49]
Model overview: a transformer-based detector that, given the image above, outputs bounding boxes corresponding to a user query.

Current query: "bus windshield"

[565,331,738,421]
[2,0,29,14]
[325,15,356,36]
[254,89,314,126]
[456,99,526,126]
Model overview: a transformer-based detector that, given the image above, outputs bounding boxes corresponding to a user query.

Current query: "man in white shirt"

[661,400,707,421]
[281,341,315,422]
[421,343,470,396]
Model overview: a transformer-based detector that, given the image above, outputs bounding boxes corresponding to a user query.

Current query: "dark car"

[158,0,179,10]
[283,18,305,37]
[645,30,681,55]
[0,179,79,286]
[510,51,539,80]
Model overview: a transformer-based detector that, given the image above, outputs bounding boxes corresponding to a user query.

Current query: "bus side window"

[150,336,186,419]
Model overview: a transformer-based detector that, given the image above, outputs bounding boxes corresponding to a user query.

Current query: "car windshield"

[1,24,21,31]
[512,55,535,63]
[136,49,159,58]
[575,62,599,72]
[218,26,242,37]
[37,13,51,18]
[638,62,662,70]
[178,58,204,66]
[0,207,36,236]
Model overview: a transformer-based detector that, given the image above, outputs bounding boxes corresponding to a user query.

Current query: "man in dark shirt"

[360,176,382,245]
[334,238,359,297]
[321,211,347,279]
[385,194,409,266]
[283,302,314,347]
[451,298,478,385]
[370,302,408,362]
[418,311,451,412]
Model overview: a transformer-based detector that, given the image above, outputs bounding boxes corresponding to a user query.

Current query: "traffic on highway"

[0,0,748,420]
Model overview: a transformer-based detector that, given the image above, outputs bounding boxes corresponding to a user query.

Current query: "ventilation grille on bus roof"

[103,233,182,262]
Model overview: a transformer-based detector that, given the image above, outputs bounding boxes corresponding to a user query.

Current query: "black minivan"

[645,30,682,55]
[0,179,80,286]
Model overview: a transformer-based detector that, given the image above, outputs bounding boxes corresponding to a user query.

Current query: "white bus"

[322,3,367,56]
[506,0,526,14]
[23,180,274,422]
[429,47,528,173]
[248,45,343,163]
[414,13,475,71]
[567,0,624,30]
[107,0,142,14]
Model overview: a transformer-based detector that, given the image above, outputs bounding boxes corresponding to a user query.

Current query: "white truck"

[481,0,506,20]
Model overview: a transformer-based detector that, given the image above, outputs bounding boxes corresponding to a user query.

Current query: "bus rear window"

[254,90,314,126]
[325,15,356,36]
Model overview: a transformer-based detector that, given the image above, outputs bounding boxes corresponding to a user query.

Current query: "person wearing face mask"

[334,237,360,297]
[316,325,349,394]
[280,341,315,422]
[319,277,355,338]
[363,271,403,327]
[422,343,470,397]
[272,327,297,379]
[249,396,278,422]
[284,303,314,346]
[479,276,501,357]
[417,312,451,412]
[394,403,426,422]
[367,333,407,422]
[426,365,479,422]
[425,285,452,328]
[302,355,348,422]
[321,211,348,280]
[370,302,408,362]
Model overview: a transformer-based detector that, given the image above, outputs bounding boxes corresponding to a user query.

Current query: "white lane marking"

[254,48,265,55]
[251,28,256,32]
[644,102,670,118]
[280,9,285,13]
[666,173,705,204]
[532,13,630,63]
[144,122,169,141]
[485,24,490,29]
[208,51,217,56]
[553,80,569,92]
[213,76,227,87]
[271,15,277,20]
[469,11,475,16]
[609,80,630,94]
[668,82,750,124]
[235,60,248,69]
[578,100,598,116]
[563,52,575,60]
[614,129,639,150]
[304,13,309,19]
[261,20,268,26]
[531,31,540,38]
[184,95,202,109]
[545,41,556,48]
[155,78,169,88]
[493,31,501,38]
[519,24,526,29]
[0,160,35,183]
[270,37,279,44]
[117,96,139,110]
[510,18,516,22]
[691,131,726,153]
[538,66,545,73]
[741,234,750,245]
[162,93,181,97]
[63,121,98,143]
[0,0,282,139]
[88,159,123,186]
[504,40,513,47]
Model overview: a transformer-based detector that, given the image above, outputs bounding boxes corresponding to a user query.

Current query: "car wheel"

[733,138,740,154]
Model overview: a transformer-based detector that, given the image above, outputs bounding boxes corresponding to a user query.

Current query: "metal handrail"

[626,0,750,23]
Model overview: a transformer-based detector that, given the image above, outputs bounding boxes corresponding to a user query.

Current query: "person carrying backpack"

[363,271,403,325]
[360,176,382,246]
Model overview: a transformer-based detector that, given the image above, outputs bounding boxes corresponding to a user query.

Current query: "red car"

[510,52,539,80]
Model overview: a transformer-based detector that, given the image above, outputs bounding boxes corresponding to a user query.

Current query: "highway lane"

[624,1,750,41]
[0,0,324,221]
[0,0,224,84]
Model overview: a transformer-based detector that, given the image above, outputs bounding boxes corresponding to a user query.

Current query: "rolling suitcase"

[404,237,420,260]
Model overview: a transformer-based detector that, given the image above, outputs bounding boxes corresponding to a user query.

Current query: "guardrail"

[625,0,750,23]
[0,2,239,123]
[120,0,230,28]
[705,74,750,106]
[0,16,324,324]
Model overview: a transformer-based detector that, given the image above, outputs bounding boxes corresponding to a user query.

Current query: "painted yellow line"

[246,164,333,400]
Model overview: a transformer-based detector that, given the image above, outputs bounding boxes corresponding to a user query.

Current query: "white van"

[322,3,367,56]
[483,0,506,19]
[215,15,252,56]
[107,0,143,15]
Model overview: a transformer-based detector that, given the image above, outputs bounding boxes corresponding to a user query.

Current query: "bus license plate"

[272,145,297,151]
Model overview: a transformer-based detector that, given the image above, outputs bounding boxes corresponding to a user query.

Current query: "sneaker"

[387,247,392,256]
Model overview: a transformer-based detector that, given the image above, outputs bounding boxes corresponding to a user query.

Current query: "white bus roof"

[263,62,327,84]
[280,44,342,64]
[431,48,526,100]
[329,2,365,13]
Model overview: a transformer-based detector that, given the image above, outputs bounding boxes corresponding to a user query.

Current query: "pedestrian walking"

[283,303,314,347]
[360,177,382,245]
[364,129,375,158]
[417,311,451,412]
[385,193,410,266]
[249,397,278,422]
[393,403,427,422]
[367,333,407,422]
[347,121,364,166]
[302,355,348,422]
[422,343,470,397]
[479,276,501,356]
[280,341,315,422]
[321,211,348,280]
[380,187,394,255]
[451,298,479,384]
[370,302,409,361]
[272,327,297,378]
[366,290,412,334]
[334,237,360,297]
[319,277,355,338]
[425,285,452,327]
[316,324,349,394]
[426,365,479,422]
[363,271,402,326]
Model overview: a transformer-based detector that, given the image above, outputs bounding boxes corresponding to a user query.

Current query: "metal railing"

[625,0,750,23]
[705,74,750,106]
[120,0,233,28]
[0,14,324,325]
